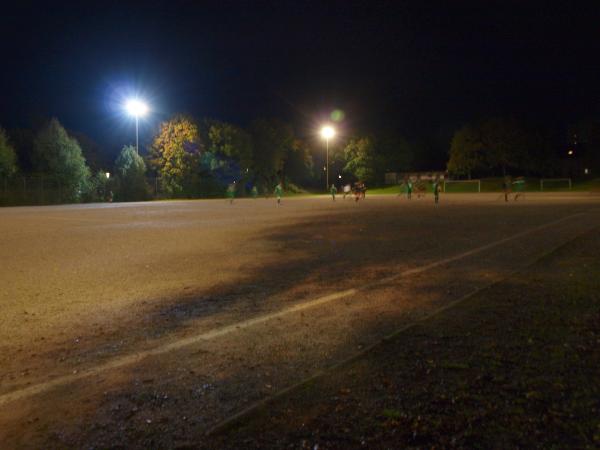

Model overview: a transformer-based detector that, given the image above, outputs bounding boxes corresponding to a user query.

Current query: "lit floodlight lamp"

[125,99,148,117]
[320,125,335,140]
[124,98,149,154]
[320,125,335,191]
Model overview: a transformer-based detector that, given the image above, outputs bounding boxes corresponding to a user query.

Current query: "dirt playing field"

[1,193,599,448]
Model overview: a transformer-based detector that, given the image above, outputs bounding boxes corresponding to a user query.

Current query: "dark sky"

[2,0,600,157]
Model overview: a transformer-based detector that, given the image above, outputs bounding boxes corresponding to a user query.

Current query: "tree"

[85,170,112,203]
[378,134,414,175]
[283,139,314,187]
[206,120,253,170]
[7,128,34,173]
[203,120,254,189]
[448,119,532,177]
[0,127,18,178]
[33,118,90,201]
[250,119,294,189]
[343,137,377,184]
[70,131,111,173]
[447,125,484,178]
[481,118,529,175]
[569,119,600,174]
[114,145,149,201]
[149,116,201,197]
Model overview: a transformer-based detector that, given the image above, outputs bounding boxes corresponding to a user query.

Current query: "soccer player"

[330,184,337,201]
[343,183,351,199]
[353,182,361,202]
[502,176,511,202]
[251,185,258,199]
[407,179,413,199]
[513,177,525,200]
[274,182,283,205]
[226,182,236,204]
[354,181,365,202]
[433,178,441,204]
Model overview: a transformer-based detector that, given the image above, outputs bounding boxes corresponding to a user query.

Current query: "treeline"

[4,114,593,205]
[0,116,418,204]
[447,117,600,179]
[145,116,420,197]
[0,119,151,204]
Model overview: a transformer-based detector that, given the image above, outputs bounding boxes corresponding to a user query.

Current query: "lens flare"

[330,109,345,122]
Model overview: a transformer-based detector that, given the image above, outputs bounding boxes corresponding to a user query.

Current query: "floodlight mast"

[125,99,148,154]
[320,126,335,191]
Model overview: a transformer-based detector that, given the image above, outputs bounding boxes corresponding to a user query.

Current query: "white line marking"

[0,212,586,407]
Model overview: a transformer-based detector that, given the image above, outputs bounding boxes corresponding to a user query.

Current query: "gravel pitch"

[0,193,599,448]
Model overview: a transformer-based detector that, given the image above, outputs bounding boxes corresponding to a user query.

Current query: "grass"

[366,185,404,195]
[369,177,600,194]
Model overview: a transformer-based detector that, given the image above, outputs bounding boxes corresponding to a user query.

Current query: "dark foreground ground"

[0,193,599,448]
[216,227,600,449]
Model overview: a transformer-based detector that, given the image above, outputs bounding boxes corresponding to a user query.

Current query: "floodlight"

[124,98,149,154]
[320,126,335,140]
[125,99,148,117]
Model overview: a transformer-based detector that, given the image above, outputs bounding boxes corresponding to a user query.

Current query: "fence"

[443,179,481,193]
[0,176,72,206]
[540,178,572,191]
[0,176,219,206]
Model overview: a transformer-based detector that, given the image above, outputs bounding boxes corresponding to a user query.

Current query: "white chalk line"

[0,212,586,407]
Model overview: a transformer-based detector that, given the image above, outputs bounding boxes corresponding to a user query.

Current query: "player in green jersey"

[274,182,283,205]
[433,179,441,204]
[226,182,235,204]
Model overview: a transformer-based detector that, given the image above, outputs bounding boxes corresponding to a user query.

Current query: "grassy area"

[572,178,600,192]
[216,228,600,448]
[367,185,404,195]
[368,178,600,195]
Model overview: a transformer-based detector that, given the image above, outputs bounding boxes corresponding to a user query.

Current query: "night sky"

[2,1,600,160]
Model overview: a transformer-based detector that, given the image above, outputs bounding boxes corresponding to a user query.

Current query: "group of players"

[395,178,442,204]
[329,178,442,204]
[331,181,367,202]
[226,175,529,205]
[226,182,285,205]
[226,178,444,205]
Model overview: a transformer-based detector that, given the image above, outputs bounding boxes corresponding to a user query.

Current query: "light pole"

[320,125,335,191]
[125,99,149,154]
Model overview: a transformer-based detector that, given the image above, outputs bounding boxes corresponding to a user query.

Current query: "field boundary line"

[0,212,587,407]
[206,223,598,436]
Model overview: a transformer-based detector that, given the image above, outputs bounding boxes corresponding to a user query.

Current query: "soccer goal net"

[443,179,481,193]
[540,178,572,191]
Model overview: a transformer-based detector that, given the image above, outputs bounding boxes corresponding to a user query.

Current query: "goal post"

[443,179,481,193]
[540,178,572,191]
